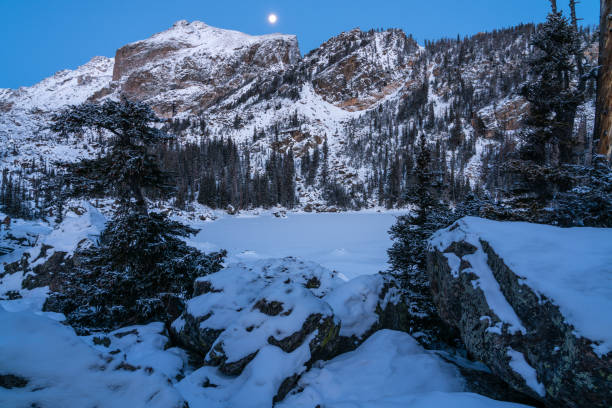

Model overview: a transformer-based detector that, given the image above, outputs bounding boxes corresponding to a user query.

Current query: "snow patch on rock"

[507,348,545,397]
[430,218,526,335]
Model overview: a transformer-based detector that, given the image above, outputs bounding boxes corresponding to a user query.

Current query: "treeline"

[0,165,58,220]
[157,137,297,210]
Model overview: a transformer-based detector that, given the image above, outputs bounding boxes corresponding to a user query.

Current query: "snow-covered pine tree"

[308,146,319,186]
[50,98,173,210]
[46,209,225,332]
[320,138,329,186]
[488,5,612,227]
[45,98,226,331]
[386,134,481,347]
[520,10,582,166]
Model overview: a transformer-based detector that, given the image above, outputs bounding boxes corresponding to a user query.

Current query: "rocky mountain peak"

[305,27,420,111]
[106,20,300,117]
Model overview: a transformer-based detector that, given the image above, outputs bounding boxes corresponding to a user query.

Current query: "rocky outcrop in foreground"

[170,257,410,405]
[428,217,612,408]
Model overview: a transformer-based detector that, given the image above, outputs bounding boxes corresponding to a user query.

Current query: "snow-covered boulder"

[278,329,531,408]
[323,272,425,349]
[428,217,612,407]
[86,322,188,382]
[171,257,344,401]
[1,203,105,294]
[171,257,419,405]
[0,309,185,408]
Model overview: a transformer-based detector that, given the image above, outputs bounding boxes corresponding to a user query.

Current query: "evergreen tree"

[520,11,582,165]
[301,150,311,180]
[50,98,173,210]
[282,150,296,207]
[46,210,226,331]
[595,0,612,160]
[308,146,319,186]
[320,138,329,186]
[387,133,483,346]
[45,98,226,330]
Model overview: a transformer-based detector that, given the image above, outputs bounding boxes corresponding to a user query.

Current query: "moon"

[268,13,278,24]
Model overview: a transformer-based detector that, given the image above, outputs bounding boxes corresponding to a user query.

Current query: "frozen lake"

[187,211,402,280]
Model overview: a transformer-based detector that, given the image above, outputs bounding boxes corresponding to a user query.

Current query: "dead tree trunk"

[569,0,585,90]
[596,0,612,159]
[569,0,580,27]
[550,0,558,13]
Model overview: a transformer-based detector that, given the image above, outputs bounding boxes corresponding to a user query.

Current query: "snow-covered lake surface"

[186,211,402,280]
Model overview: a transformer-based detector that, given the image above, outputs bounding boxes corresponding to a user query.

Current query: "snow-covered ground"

[278,330,529,408]
[186,210,402,279]
[0,208,535,408]
[0,310,185,408]
[13,209,602,407]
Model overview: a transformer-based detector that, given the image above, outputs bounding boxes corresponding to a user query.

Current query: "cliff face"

[428,217,612,408]
[105,20,300,118]
[304,28,420,111]
[105,22,425,117]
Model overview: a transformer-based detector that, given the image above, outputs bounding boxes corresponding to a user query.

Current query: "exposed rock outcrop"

[305,27,420,110]
[170,257,436,404]
[428,217,612,408]
[105,20,300,117]
[170,258,345,403]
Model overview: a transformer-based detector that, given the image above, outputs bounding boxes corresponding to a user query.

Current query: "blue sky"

[0,0,599,89]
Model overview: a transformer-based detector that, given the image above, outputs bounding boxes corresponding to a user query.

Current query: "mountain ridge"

[0,20,598,211]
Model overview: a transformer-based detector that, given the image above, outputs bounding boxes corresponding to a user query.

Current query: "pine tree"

[46,209,226,331]
[301,150,311,180]
[520,11,582,165]
[596,0,612,159]
[50,98,173,211]
[282,150,296,207]
[320,138,329,186]
[308,146,319,185]
[45,98,226,330]
[387,134,483,346]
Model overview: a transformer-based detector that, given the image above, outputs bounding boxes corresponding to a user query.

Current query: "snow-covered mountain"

[0,20,598,209]
[107,20,300,117]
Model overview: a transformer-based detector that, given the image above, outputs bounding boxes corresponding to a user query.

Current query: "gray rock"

[0,374,28,389]
[428,228,612,407]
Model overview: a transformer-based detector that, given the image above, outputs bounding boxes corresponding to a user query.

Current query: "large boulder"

[428,216,612,407]
[171,257,344,402]
[171,257,423,405]
[0,203,105,294]
[324,272,426,349]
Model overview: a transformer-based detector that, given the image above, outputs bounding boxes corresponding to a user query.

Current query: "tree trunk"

[596,0,612,159]
[569,0,585,90]
[550,0,558,13]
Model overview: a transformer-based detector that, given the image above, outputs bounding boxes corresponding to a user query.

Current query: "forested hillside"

[0,17,601,216]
